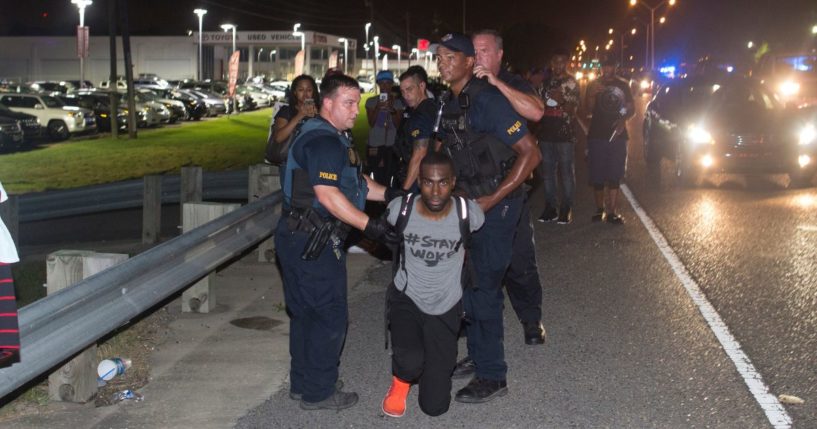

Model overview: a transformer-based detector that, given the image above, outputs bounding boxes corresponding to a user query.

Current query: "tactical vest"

[439,78,518,199]
[283,117,368,219]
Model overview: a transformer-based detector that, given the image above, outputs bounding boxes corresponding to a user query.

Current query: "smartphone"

[379,93,389,102]
[304,98,315,106]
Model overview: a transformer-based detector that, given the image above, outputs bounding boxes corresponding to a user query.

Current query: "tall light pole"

[71,0,92,88]
[629,0,676,70]
[364,22,372,62]
[338,37,349,74]
[193,8,207,81]
[392,44,401,75]
[220,24,236,54]
[373,35,380,77]
[410,48,419,66]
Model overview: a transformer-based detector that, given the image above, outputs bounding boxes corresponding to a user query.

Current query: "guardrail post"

[142,175,162,244]
[0,194,18,247]
[46,250,129,403]
[180,166,203,204]
[181,202,240,313]
[249,164,279,262]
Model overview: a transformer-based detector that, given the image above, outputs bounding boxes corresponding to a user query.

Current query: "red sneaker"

[381,376,411,417]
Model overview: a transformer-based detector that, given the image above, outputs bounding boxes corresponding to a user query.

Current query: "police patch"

[319,171,338,181]
[411,129,420,138]
[506,121,522,136]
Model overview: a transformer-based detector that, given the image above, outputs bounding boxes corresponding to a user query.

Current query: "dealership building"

[0,30,360,84]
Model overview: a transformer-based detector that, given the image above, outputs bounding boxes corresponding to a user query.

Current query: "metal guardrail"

[17,170,249,222]
[0,191,281,399]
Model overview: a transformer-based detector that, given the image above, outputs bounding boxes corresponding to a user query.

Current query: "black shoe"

[557,207,572,225]
[454,377,508,404]
[290,380,344,401]
[606,213,624,225]
[591,208,606,222]
[452,356,476,379]
[299,389,359,410]
[537,206,558,223]
[523,321,546,345]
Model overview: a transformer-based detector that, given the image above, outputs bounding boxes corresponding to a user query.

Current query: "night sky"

[3,0,816,69]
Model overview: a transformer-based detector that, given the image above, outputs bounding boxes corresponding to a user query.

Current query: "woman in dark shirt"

[272,75,319,144]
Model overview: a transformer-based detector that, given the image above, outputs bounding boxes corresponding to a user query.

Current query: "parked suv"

[0,117,24,152]
[0,103,44,144]
[0,93,96,141]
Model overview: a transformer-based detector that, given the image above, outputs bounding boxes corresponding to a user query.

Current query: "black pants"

[504,195,543,324]
[388,285,460,416]
[367,145,398,187]
[275,218,348,403]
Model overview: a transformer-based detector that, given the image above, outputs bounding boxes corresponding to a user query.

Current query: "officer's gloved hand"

[364,217,401,246]
[384,187,407,203]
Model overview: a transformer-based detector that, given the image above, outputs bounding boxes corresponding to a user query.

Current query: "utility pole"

[119,0,137,138]
[108,0,117,138]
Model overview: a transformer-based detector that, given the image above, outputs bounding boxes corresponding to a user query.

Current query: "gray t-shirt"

[386,196,485,315]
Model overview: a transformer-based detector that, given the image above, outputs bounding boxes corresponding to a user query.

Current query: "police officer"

[469,29,547,347]
[435,33,541,403]
[395,65,439,192]
[275,74,401,411]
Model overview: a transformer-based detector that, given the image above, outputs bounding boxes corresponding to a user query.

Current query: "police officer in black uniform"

[435,33,542,403]
[471,29,548,347]
[275,74,401,411]
[395,65,439,192]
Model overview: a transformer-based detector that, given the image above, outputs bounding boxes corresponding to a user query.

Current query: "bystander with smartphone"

[365,70,404,187]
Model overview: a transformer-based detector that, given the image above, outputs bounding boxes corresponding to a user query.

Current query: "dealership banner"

[227,50,240,97]
[76,26,89,58]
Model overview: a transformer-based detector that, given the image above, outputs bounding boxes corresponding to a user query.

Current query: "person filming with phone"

[365,70,404,187]
[271,75,320,148]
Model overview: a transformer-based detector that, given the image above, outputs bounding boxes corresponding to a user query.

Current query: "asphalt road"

[235,95,815,428]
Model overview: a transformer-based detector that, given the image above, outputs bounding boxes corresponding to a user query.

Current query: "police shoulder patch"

[319,171,338,181]
[506,120,522,136]
[411,129,420,138]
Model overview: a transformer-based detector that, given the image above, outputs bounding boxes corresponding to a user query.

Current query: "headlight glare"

[779,80,801,97]
[799,124,816,145]
[687,125,713,145]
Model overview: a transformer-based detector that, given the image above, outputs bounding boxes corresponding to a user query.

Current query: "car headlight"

[687,125,714,145]
[779,80,800,97]
[800,124,816,146]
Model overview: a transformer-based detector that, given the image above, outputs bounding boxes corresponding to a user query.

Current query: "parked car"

[182,89,227,116]
[136,89,187,123]
[28,81,76,95]
[0,117,24,152]
[0,103,44,143]
[0,93,96,141]
[58,92,128,132]
[236,84,271,108]
[160,89,207,120]
[642,76,817,187]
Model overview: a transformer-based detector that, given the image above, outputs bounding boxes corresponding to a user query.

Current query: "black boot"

[454,377,508,403]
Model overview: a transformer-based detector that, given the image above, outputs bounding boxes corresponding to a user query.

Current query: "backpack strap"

[392,193,417,290]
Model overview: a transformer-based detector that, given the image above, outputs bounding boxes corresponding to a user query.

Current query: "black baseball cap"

[439,33,475,57]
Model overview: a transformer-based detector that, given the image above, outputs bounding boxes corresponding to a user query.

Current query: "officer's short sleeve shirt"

[407,98,437,144]
[300,135,347,188]
[470,86,528,147]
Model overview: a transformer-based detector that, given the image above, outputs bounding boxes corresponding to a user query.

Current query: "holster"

[287,208,351,261]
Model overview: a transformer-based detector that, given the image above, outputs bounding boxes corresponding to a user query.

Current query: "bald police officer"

[436,33,541,403]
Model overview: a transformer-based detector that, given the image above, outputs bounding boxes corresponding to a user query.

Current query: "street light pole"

[193,9,207,81]
[373,35,380,77]
[71,0,92,88]
[365,22,371,62]
[392,44,401,75]
[629,0,676,70]
[338,38,349,75]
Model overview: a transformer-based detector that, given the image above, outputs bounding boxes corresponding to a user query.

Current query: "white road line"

[620,184,793,429]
